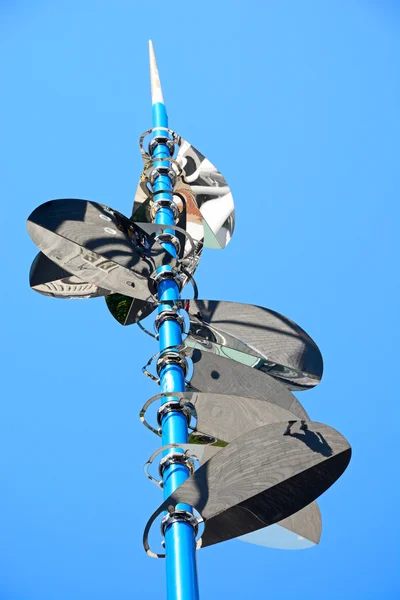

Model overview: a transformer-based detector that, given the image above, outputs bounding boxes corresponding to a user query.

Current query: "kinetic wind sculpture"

[27,42,351,600]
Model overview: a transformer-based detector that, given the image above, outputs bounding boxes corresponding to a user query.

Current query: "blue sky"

[1,1,399,598]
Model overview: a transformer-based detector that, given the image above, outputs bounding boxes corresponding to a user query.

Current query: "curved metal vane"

[103,297,322,390]
[140,391,321,551]
[185,300,323,390]
[27,199,176,301]
[133,132,235,250]
[105,294,155,325]
[143,420,351,554]
[189,348,309,420]
[29,251,110,298]
[238,502,322,550]
[141,391,307,445]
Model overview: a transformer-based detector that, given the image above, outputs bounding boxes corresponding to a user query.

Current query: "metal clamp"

[144,444,198,489]
[141,345,193,384]
[161,510,199,538]
[154,309,185,333]
[143,501,204,558]
[150,166,178,188]
[149,197,181,222]
[155,232,181,255]
[139,127,180,161]
[149,136,175,157]
[157,400,194,428]
[150,268,183,292]
[158,452,195,480]
[144,156,183,189]
[139,393,197,437]
[156,350,188,377]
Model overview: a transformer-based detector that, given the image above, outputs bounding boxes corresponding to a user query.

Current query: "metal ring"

[143,501,203,558]
[175,266,199,300]
[154,309,185,333]
[150,268,183,293]
[158,452,195,480]
[150,197,180,222]
[144,156,183,187]
[155,233,181,255]
[161,510,199,538]
[149,166,178,188]
[144,443,198,489]
[156,350,188,377]
[139,127,180,161]
[141,345,193,385]
[157,400,194,428]
[139,393,196,437]
[149,136,175,157]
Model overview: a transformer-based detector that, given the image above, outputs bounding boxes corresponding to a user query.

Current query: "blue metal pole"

[149,41,199,600]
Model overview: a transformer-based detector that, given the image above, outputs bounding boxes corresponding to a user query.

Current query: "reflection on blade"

[185,300,323,390]
[27,199,175,301]
[103,297,322,391]
[189,348,309,420]
[159,391,307,445]
[133,135,235,250]
[105,294,156,325]
[239,524,314,550]
[238,502,321,550]
[29,252,110,298]
[143,421,351,553]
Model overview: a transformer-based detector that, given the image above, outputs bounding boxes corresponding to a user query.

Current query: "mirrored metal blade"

[238,502,322,550]
[186,393,322,550]
[27,199,175,301]
[102,297,322,390]
[29,252,110,298]
[161,392,307,445]
[144,421,351,551]
[185,300,323,391]
[142,392,321,550]
[133,135,235,249]
[104,294,156,325]
[189,348,309,420]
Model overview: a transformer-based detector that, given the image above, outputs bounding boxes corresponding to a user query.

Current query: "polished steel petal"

[27,199,175,301]
[133,135,235,250]
[105,294,156,326]
[189,348,309,420]
[144,421,351,552]
[141,392,321,551]
[238,502,322,550]
[150,391,306,445]
[143,392,320,549]
[103,298,322,391]
[185,300,323,390]
[29,252,110,298]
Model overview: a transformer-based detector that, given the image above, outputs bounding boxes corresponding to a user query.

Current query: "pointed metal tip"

[149,40,164,105]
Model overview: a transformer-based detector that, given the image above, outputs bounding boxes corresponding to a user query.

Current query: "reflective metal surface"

[189,348,309,420]
[141,391,305,444]
[103,297,322,391]
[140,392,320,550]
[143,420,351,552]
[238,502,322,550]
[133,134,235,250]
[105,294,156,325]
[27,199,175,301]
[29,252,110,298]
[185,300,323,391]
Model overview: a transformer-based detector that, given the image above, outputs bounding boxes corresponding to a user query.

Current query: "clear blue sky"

[1,1,399,598]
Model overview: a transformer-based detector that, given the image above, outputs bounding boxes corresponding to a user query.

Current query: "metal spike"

[149,40,164,105]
